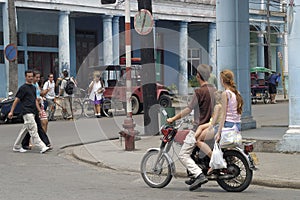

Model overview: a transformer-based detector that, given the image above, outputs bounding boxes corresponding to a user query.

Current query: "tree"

[8,0,18,94]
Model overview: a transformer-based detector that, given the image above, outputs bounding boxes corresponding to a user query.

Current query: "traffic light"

[101,0,117,4]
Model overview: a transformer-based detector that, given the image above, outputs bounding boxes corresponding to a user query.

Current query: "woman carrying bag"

[88,72,105,118]
[215,69,244,144]
[209,69,244,174]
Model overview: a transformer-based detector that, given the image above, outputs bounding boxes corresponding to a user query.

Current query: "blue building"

[0,0,286,97]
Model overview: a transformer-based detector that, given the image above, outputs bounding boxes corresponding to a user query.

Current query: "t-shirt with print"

[187,84,216,130]
[15,83,38,115]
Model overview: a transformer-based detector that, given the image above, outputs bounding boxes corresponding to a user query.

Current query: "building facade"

[0,0,287,97]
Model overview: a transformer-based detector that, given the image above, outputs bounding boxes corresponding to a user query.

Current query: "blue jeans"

[224,121,241,131]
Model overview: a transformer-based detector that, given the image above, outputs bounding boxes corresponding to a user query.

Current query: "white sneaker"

[40,146,50,154]
[13,147,27,153]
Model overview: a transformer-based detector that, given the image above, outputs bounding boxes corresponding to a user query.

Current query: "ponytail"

[229,85,243,115]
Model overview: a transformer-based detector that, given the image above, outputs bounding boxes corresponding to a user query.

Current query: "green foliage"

[168,83,177,91]
[188,76,200,87]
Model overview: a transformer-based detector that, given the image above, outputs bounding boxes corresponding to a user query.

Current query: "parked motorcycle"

[0,92,23,124]
[140,109,258,192]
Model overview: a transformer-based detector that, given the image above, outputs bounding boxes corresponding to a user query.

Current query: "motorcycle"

[0,92,23,124]
[140,109,258,192]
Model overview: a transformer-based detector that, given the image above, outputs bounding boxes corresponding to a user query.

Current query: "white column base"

[277,127,300,152]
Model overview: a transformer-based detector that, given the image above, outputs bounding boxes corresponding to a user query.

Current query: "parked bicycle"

[140,109,258,192]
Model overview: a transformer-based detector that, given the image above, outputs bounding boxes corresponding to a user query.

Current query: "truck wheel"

[159,95,172,108]
[131,96,141,115]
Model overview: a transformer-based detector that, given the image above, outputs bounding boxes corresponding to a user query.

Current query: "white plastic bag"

[219,125,242,148]
[209,142,227,169]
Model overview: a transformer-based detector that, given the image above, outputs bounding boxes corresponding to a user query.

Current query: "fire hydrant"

[119,118,139,151]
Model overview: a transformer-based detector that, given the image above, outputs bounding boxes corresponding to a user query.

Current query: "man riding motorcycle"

[167,64,216,191]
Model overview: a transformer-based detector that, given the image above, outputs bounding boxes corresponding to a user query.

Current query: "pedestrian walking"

[59,69,76,119]
[268,71,281,104]
[21,70,52,151]
[8,70,50,153]
[167,64,216,191]
[43,73,56,121]
[88,71,105,118]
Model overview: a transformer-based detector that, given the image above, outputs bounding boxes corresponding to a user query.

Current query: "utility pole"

[266,0,272,69]
[8,0,18,93]
[137,0,159,136]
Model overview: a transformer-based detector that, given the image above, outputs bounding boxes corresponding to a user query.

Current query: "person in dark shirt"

[8,70,50,154]
[167,64,216,191]
[21,70,52,151]
[268,72,281,104]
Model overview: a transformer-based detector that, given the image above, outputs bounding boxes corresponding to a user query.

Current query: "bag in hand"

[219,125,242,148]
[209,142,227,169]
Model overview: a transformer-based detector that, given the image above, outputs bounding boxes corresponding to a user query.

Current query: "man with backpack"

[59,69,76,119]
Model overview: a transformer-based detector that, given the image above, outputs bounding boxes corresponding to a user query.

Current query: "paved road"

[1,102,298,200]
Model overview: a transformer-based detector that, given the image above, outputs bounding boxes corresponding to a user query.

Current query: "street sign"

[4,44,17,62]
[134,9,154,35]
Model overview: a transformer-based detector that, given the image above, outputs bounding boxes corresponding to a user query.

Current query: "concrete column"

[103,15,113,65]
[277,0,300,152]
[179,21,188,96]
[276,33,284,92]
[58,11,70,73]
[216,0,256,129]
[112,16,120,65]
[208,22,217,75]
[257,32,265,67]
[2,1,9,96]
[69,18,76,77]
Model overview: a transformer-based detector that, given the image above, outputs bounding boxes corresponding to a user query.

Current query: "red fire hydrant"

[119,118,139,151]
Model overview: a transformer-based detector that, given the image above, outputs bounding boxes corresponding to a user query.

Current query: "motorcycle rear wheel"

[217,150,253,192]
[140,150,173,188]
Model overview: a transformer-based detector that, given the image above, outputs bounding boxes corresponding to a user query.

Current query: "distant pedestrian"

[43,73,56,121]
[59,70,76,119]
[207,65,218,89]
[268,71,281,104]
[88,71,105,118]
[8,70,50,153]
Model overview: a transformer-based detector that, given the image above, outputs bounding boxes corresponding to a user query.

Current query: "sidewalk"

[69,94,300,189]
[71,134,300,189]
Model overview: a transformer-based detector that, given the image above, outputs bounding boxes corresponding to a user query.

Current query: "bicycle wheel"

[140,150,173,188]
[82,100,94,118]
[72,100,83,119]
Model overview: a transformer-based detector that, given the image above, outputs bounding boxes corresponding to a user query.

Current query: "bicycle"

[73,88,115,118]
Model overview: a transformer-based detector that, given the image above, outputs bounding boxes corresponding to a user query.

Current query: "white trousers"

[13,113,47,150]
[178,130,203,178]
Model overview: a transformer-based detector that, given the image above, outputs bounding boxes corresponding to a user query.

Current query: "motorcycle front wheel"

[217,150,253,192]
[140,150,173,188]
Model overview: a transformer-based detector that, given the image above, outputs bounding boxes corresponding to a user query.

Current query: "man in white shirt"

[43,73,56,121]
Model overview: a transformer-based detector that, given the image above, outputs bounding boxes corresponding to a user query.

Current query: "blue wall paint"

[0,64,7,97]
[17,11,58,34]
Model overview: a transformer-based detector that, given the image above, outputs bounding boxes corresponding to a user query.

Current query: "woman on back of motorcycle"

[215,69,244,143]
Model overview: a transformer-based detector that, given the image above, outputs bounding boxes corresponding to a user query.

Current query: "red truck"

[100,64,173,114]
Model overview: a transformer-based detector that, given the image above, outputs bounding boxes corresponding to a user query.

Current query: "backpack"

[64,78,75,95]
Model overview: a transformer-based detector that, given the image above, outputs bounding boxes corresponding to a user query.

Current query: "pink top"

[225,90,241,123]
